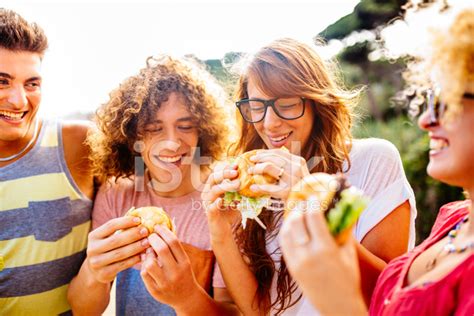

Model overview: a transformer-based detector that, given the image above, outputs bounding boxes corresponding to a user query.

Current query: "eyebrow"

[0,72,42,82]
[464,92,474,99]
[154,117,195,124]
[0,72,13,79]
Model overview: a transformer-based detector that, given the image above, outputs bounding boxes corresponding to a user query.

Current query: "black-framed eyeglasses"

[235,97,306,123]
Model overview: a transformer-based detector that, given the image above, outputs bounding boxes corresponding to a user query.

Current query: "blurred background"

[4,0,466,243]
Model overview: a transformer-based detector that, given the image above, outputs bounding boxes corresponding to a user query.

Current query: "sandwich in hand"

[285,173,368,244]
[223,149,278,229]
[125,206,175,233]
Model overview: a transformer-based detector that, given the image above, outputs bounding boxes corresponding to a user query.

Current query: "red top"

[370,200,474,316]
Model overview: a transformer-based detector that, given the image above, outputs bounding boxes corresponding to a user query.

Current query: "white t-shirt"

[269,138,417,315]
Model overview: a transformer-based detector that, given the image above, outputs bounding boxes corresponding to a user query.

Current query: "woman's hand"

[86,216,150,284]
[279,210,367,315]
[201,161,242,244]
[247,149,310,200]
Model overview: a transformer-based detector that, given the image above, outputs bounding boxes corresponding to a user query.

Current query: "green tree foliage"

[319,0,407,40]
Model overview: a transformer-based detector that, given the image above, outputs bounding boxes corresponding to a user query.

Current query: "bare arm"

[211,228,264,315]
[62,121,95,200]
[358,200,411,304]
[202,163,267,315]
[67,258,112,316]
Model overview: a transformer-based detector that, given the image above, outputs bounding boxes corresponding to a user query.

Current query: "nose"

[418,108,438,131]
[262,106,282,130]
[165,129,181,145]
[8,84,28,109]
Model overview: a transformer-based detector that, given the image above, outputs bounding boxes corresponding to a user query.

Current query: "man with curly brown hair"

[68,55,239,315]
[0,8,95,315]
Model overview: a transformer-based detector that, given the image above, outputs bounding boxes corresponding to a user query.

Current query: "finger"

[148,233,178,266]
[250,182,291,195]
[248,161,284,180]
[207,168,239,186]
[154,225,187,263]
[90,254,141,282]
[305,208,336,248]
[250,152,289,167]
[92,225,149,254]
[203,179,240,208]
[90,216,141,239]
[212,179,240,198]
[281,211,311,248]
[89,238,149,268]
[141,250,166,287]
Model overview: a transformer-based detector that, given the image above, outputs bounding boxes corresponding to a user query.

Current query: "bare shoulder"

[62,120,95,145]
[62,120,96,199]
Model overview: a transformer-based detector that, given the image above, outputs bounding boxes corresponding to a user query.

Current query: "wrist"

[210,228,236,248]
[173,283,210,315]
[317,289,367,316]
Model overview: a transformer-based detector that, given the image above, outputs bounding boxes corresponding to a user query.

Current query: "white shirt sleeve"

[345,138,417,249]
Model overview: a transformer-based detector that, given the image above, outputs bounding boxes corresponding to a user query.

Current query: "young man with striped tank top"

[0,9,95,315]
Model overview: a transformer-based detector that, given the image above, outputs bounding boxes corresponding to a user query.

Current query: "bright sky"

[3,0,360,117]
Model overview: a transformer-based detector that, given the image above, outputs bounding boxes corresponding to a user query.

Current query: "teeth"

[158,155,181,163]
[0,110,24,120]
[270,133,290,142]
[430,139,449,151]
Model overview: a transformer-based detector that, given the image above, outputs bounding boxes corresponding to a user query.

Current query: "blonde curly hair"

[403,2,474,116]
[87,55,230,182]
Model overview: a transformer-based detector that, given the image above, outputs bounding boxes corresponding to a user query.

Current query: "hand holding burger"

[223,150,280,229]
[285,172,369,244]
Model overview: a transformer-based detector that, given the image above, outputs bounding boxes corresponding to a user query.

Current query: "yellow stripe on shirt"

[0,284,70,316]
[0,173,82,212]
[0,220,90,269]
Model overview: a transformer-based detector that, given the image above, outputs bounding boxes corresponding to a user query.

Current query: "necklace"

[425,216,474,271]
[0,119,40,162]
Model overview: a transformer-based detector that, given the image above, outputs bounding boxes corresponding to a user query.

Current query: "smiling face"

[0,48,42,147]
[247,76,315,153]
[418,93,474,189]
[141,92,199,193]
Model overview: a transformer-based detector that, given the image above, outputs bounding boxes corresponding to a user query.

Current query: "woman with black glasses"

[280,3,474,315]
[202,37,416,315]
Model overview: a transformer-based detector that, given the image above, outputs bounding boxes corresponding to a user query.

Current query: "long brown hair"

[231,38,361,314]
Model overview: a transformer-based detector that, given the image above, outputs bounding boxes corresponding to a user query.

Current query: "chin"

[0,130,27,142]
[427,163,460,187]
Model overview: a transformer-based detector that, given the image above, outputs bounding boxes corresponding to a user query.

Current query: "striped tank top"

[0,120,93,315]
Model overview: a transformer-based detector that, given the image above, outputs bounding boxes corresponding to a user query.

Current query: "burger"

[223,149,279,229]
[125,206,175,233]
[285,173,368,244]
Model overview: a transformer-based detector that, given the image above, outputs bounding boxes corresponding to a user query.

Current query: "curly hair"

[0,8,48,55]
[230,38,362,315]
[87,55,230,181]
[403,2,474,117]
